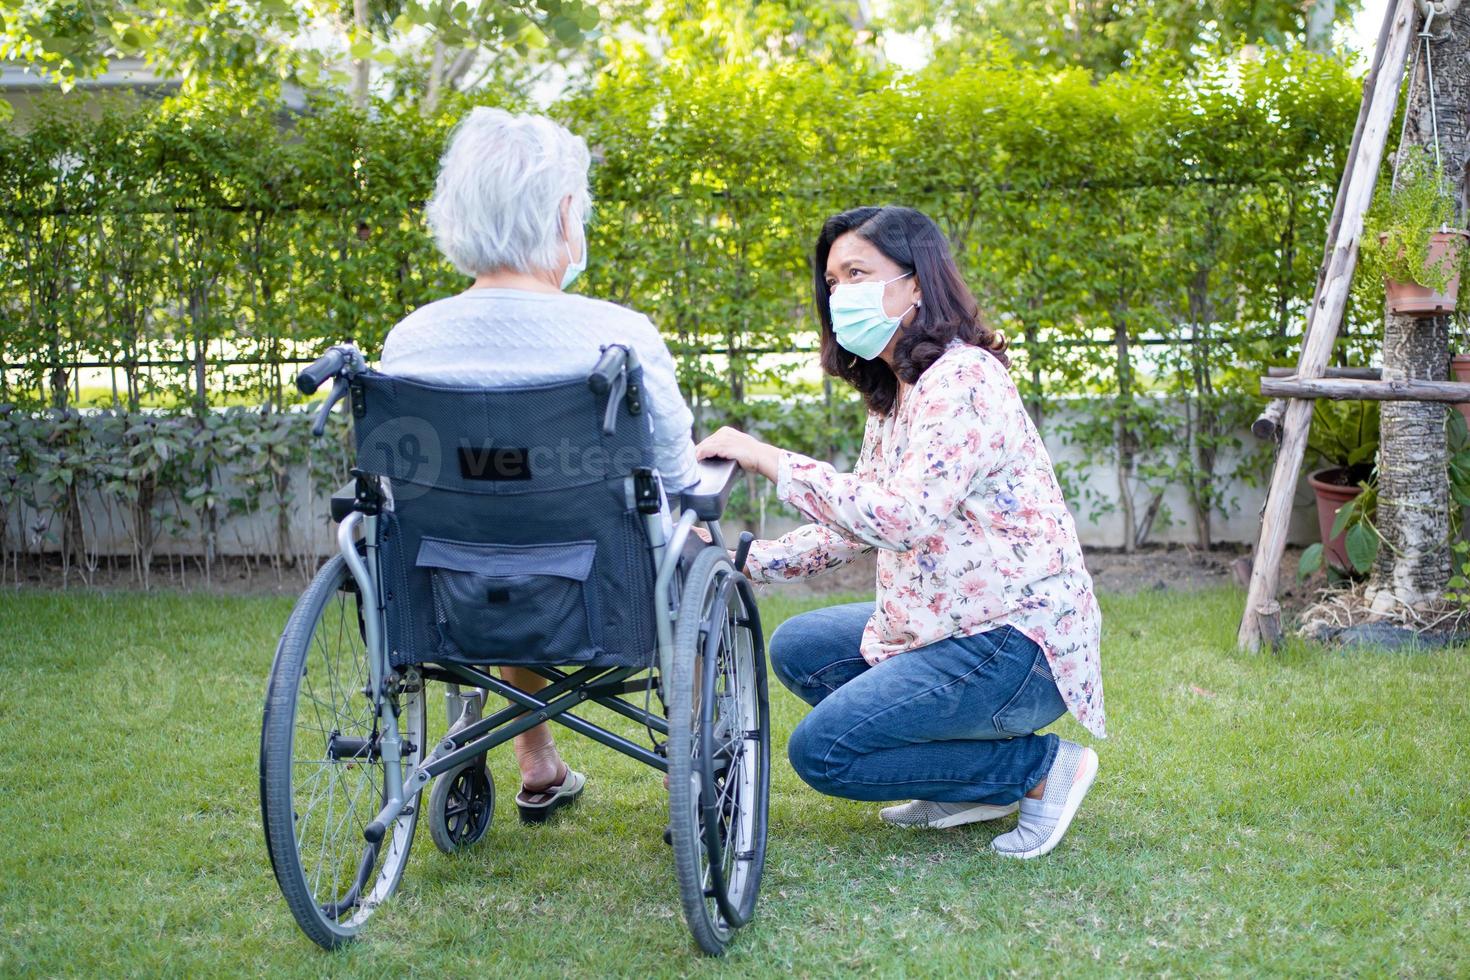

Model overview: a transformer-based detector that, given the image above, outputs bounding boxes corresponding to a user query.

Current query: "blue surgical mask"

[829,272,916,360]
[561,217,587,290]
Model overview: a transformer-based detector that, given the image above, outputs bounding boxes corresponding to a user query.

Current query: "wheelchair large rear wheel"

[260,554,426,949]
[667,545,770,955]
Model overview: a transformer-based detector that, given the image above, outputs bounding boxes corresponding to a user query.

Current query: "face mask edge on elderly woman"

[560,208,587,290]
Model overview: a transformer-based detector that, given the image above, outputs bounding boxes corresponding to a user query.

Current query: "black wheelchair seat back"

[349,357,659,670]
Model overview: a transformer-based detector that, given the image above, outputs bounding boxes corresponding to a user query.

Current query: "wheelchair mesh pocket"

[417,537,601,665]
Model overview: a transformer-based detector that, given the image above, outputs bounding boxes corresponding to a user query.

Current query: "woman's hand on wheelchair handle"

[696,426,780,482]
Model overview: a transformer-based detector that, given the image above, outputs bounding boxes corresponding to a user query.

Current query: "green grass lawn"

[3,585,1468,976]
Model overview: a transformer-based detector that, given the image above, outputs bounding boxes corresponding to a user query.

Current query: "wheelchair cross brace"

[356,504,715,846]
[364,662,670,843]
[422,662,670,774]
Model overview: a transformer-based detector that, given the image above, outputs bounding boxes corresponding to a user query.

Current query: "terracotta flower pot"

[1308,467,1366,572]
[1384,229,1468,316]
[1453,354,1470,430]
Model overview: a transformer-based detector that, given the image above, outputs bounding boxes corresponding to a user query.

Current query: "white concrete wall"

[4,458,342,563]
[750,399,1320,549]
[4,398,1321,560]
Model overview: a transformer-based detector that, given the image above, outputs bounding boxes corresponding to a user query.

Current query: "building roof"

[0,57,181,93]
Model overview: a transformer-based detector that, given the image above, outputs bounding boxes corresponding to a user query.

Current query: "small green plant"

[1308,482,1378,573]
[1448,540,1470,607]
[1307,410,1470,585]
[1298,481,1379,580]
[1447,411,1470,515]
[1360,149,1466,293]
[1306,398,1379,475]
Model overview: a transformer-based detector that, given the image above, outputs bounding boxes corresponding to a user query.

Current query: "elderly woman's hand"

[696,426,781,482]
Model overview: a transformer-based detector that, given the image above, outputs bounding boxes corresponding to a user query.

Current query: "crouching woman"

[695,206,1105,859]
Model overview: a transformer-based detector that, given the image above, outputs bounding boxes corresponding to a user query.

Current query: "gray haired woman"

[380,107,701,820]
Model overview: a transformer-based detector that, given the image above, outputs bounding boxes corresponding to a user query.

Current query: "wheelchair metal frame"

[266,341,767,955]
[344,489,726,845]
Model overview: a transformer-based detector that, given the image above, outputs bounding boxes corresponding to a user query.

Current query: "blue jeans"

[770,601,1067,805]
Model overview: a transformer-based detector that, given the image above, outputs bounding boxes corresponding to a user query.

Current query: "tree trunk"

[1024,318,1043,430]
[425,40,447,114]
[1369,3,1470,611]
[1306,0,1336,54]
[352,0,370,109]
[1112,298,1137,553]
[1189,264,1218,552]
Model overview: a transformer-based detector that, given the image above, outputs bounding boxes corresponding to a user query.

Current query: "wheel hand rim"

[280,572,422,933]
[694,571,759,929]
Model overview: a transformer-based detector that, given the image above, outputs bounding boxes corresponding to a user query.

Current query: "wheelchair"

[259,342,771,955]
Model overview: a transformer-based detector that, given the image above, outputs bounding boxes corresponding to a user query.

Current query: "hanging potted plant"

[1360,149,1468,317]
[1299,399,1379,577]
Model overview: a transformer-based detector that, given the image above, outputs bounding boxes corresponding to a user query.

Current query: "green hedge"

[0,48,1370,552]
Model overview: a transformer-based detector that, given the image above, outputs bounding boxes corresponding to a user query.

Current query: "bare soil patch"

[2,553,317,596]
[746,543,1258,600]
[7,544,1263,598]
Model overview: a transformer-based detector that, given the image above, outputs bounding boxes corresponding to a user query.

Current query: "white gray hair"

[426,107,592,278]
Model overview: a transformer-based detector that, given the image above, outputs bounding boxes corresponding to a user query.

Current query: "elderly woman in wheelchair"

[259,109,770,956]
[378,106,705,821]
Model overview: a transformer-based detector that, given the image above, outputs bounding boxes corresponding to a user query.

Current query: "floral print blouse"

[746,340,1105,738]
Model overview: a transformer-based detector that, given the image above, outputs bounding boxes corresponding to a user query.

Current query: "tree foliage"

[884,0,1364,76]
[1,45,1364,551]
[0,0,599,97]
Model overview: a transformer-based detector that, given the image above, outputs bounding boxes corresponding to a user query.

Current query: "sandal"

[516,764,586,824]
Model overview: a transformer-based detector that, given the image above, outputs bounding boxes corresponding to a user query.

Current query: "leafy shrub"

[0,47,1364,550]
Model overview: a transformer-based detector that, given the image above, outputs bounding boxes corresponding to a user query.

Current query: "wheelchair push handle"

[297,344,364,437]
[297,347,348,395]
[310,377,349,437]
[587,345,625,395]
[588,343,642,395]
[733,531,754,573]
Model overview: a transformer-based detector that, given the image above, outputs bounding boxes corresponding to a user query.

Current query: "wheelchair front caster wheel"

[428,758,495,854]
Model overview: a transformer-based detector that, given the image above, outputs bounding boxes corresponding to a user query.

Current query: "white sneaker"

[992,740,1098,859]
[879,799,1020,829]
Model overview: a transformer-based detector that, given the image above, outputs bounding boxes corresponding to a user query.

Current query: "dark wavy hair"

[813,206,1008,415]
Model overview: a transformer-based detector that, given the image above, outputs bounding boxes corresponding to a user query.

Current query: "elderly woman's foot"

[511,727,585,822]
[517,762,586,823]
[515,737,564,791]
[992,740,1098,859]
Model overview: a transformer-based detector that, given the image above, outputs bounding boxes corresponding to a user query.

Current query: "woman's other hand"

[696,426,781,481]
[690,525,741,565]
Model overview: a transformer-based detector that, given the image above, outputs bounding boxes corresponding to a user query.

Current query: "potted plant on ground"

[1360,149,1468,317]
[1299,399,1379,578]
[1448,314,1470,428]
[1302,410,1470,584]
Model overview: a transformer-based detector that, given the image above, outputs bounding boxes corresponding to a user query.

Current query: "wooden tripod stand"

[1238,0,1470,650]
